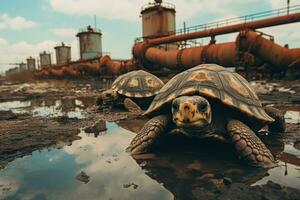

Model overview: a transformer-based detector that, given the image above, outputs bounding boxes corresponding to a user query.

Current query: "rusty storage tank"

[54,42,71,65]
[26,56,36,70]
[76,26,102,60]
[141,0,176,39]
[40,51,52,68]
[19,62,27,71]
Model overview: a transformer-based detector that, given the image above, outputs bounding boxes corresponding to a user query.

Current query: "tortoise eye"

[172,103,179,111]
[198,103,207,112]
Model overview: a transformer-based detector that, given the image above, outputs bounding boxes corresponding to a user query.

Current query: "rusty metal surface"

[35,55,137,78]
[141,3,176,39]
[237,30,300,72]
[141,12,300,46]
[142,42,238,70]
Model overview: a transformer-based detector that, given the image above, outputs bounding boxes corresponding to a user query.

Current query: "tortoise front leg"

[227,120,275,167]
[126,115,171,154]
[124,98,143,114]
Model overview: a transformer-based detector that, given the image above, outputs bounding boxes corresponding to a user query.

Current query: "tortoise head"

[100,89,118,101]
[172,96,212,134]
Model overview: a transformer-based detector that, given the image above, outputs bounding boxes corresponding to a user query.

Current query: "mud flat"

[0,80,299,199]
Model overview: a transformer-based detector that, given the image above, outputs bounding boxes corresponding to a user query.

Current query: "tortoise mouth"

[173,119,209,130]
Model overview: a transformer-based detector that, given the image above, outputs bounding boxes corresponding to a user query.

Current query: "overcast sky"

[0,0,300,73]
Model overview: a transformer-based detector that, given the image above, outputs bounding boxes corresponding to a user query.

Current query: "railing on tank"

[78,27,102,33]
[135,4,300,43]
[141,2,175,12]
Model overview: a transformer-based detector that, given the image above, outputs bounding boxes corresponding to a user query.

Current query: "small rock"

[223,177,232,186]
[84,120,107,134]
[75,171,90,184]
[123,182,138,189]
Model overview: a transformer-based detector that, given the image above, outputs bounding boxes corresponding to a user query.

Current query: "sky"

[0,0,299,73]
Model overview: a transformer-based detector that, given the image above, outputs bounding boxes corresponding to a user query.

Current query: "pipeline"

[145,12,300,46]
[237,29,300,73]
[35,55,137,78]
[134,29,300,77]
[142,42,238,70]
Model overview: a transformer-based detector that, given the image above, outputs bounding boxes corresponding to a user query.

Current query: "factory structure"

[5,0,300,80]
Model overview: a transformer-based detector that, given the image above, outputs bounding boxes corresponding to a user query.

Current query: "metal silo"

[40,51,52,68]
[54,42,71,65]
[76,25,102,60]
[19,62,27,71]
[141,0,176,39]
[26,56,36,70]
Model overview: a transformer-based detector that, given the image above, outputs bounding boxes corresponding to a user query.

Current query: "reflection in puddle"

[253,145,300,189]
[0,98,95,119]
[0,123,173,200]
[0,110,299,198]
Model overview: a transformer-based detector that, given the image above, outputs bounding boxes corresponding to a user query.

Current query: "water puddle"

[275,105,300,124]
[253,145,300,189]
[0,97,95,119]
[0,120,299,199]
[0,123,173,200]
[0,103,299,199]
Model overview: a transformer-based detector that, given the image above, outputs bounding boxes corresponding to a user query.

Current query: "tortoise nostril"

[184,105,190,110]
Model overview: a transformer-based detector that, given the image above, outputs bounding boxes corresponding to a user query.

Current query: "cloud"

[48,0,204,22]
[51,28,77,37]
[0,14,37,30]
[0,37,79,74]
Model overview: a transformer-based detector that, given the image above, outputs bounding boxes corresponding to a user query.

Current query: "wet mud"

[0,80,299,199]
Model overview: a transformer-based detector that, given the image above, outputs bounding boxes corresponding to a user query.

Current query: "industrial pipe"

[35,55,137,78]
[237,29,300,72]
[141,42,238,70]
[147,12,300,45]
[99,55,137,75]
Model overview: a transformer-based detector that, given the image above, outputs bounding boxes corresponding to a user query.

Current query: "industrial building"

[54,42,71,65]
[26,57,36,71]
[76,25,102,60]
[39,51,52,68]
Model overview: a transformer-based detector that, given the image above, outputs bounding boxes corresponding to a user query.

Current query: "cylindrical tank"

[76,25,102,60]
[40,51,51,68]
[26,56,36,70]
[141,0,176,39]
[19,62,27,71]
[54,42,71,65]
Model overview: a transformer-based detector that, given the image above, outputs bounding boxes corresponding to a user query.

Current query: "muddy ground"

[0,79,299,199]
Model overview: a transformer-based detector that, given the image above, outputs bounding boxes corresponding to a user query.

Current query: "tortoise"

[97,70,164,112]
[127,64,285,167]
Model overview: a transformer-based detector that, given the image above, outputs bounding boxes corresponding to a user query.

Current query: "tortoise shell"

[145,64,274,123]
[111,70,164,98]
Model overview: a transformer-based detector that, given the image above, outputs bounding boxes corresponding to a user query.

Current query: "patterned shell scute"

[111,70,164,98]
[146,64,274,123]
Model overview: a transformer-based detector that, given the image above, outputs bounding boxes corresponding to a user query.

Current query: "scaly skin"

[126,115,171,154]
[264,106,286,133]
[227,120,275,167]
[124,98,143,114]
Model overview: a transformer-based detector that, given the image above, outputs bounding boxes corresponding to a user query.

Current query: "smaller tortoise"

[97,70,164,112]
[127,64,285,167]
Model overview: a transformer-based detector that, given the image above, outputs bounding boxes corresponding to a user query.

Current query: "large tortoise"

[97,70,164,112]
[127,64,285,167]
